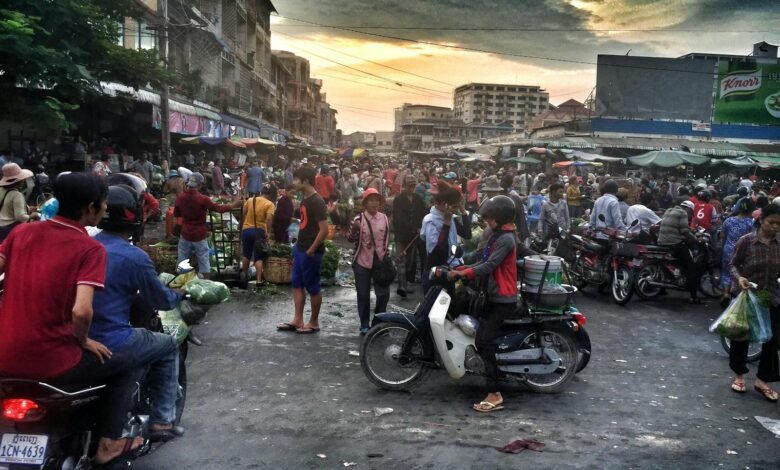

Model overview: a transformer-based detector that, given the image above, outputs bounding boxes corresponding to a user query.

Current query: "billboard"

[595,55,716,122]
[713,61,780,125]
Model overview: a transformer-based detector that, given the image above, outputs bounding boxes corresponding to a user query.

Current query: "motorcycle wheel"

[360,323,430,391]
[720,336,761,363]
[575,328,591,373]
[570,259,589,289]
[611,266,634,305]
[175,342,188,424]
[635,265,662,300]
[521,328,579,394]
[698,271,723,298]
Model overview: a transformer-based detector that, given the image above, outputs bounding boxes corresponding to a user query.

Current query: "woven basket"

[264,257,293,284]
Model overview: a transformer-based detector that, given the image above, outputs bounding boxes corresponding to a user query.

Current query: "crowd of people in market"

[0,146,777,461]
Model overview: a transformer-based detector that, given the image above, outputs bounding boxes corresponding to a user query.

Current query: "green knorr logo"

[713,61,780,125]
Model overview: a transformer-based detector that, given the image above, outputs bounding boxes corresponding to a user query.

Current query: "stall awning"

[219,113,260,132]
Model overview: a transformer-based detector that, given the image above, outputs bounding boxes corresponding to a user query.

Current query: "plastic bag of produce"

[710,291,750,340]
[184,279,230,304]
[158,270,198,288]
[158,307,189,345]
[747,290,773,344]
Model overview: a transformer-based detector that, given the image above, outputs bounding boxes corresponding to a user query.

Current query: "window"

[138,20,156,50]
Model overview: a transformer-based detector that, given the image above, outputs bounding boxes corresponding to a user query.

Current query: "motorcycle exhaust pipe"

[646,280,677,289]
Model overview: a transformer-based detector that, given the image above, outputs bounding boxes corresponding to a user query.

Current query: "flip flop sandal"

[754,384,779,402]
[296,327,321,334]
[277,322,301,331]
[473,401,504,413]
[93,437,143,469]
[731,380,746,393]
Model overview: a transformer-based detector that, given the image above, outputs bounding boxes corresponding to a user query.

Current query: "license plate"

[0,434,48,465]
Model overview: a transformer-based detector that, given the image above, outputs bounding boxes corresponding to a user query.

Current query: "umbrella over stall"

[628,150,710,168]
[505,156,542,164]
[553,161,603,168]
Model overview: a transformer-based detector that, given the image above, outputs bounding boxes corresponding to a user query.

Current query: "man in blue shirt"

[589,179,627,239]
[246,159,265,196]
[90,184,185,442]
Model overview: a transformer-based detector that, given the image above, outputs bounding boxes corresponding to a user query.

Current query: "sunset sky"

[270,0,778,134]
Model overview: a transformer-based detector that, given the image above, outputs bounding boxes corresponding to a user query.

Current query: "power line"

[274,30,455,87]
[328,102,392,115]
[278,41,452,98]
[276,15,779,78]
[314,72,451,99]
[275,24,777,33]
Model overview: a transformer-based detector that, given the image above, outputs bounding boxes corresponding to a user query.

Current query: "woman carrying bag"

[241,185,276,288]
[0,163,39,242]
[349,188,393,335]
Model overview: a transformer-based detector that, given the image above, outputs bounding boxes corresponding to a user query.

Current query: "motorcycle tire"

[634,265,663,300]
[575,328,592,373]
[611,266,634,305]
[569,259,589,290]
[720,336,761,363]
[360,323,430,391]
[698,271,723,298]
[520,327,579,394]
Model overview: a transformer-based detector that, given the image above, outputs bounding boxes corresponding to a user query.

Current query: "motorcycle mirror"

[177,260,196,274]
[451,245,464,258]
[630,219,639,227]
[598,214,606,222]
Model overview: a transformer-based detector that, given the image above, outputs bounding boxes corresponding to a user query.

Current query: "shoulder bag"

[252,197,271,260]
[364,213,396,288]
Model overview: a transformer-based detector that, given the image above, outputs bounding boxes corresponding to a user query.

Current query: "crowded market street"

[134,284,779,469]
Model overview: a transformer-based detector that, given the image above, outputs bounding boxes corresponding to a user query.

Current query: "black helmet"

[603,179,619,194]
[107,172,147,195]
[479,195,516,225]
[98,184,143,232]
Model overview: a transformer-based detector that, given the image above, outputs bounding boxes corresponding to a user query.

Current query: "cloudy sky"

[270,0,778,134]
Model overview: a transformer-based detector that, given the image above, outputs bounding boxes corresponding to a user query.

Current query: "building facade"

[453,83,550,131]
[341,132,376,148]
[374,131,394,152]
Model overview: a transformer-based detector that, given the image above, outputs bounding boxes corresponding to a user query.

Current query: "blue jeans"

[178,238,211,274]
[111,328,179,425]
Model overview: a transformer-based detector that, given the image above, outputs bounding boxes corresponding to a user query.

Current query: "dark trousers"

[669,242,699,299]
[476,302,516,392]
[47,353,145,439]
[395,236,419,290]
[353,263,390,329]
[730,304,780,382]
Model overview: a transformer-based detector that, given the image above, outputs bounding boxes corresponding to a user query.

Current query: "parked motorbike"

[633,228,723,300]
[0,261,207,469]
[568,215,628,292]
[360,247,589,394]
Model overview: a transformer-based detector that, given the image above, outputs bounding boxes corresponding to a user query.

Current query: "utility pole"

[159,0,171,164]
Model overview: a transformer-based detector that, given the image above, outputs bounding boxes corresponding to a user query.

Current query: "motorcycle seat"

[642,245,672,253]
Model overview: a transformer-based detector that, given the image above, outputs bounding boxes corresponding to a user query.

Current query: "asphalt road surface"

[135,284,780,470]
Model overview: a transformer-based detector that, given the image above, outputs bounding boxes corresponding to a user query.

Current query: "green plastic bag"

[710,291,750,341]
[158,307,189,345]
[184,279,230,304]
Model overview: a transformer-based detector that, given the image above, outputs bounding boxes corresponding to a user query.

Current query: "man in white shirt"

[625,192,662,235]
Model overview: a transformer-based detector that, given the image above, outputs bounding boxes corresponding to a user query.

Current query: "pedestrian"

[538,182,570,238]
[720,198,756,307]
[590,179,627,238]
[241,184,276,287]
[393,175,428,297]
[93,154,111,177]
[0,163,39,242]
[174,173,241,279]
[349,189,391,335]
[315,165,335,201]
[211,159,224,195]
[365,168,382,192]
[420,182,470,293]
[616,188,630,223]
[246,160,265,197]
[272,184,294,244]
[131,153,153,184]
[277,167,329,334]
[566,177,582,218]
[728,203,780,402]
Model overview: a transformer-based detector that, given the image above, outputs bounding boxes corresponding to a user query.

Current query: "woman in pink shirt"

[349,188,391,335]
[466,171,482,216]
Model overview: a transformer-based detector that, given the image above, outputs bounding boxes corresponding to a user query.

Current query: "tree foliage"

[0,0,175,131]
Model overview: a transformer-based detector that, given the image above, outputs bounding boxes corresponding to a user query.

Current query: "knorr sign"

[713,61,780,125]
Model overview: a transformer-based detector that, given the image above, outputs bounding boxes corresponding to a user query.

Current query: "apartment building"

[453,83,550,131]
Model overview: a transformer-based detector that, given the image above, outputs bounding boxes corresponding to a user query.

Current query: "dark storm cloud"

[274,0,778,70]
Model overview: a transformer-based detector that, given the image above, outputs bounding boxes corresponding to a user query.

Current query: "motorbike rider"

[0,172,145,465]
[447,195,518,413]
[90,183,187,442]
[590,179,627,240]
[657,200,701,304]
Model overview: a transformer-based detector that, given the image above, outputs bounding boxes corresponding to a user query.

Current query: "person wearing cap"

[658,200,701,304]
[348,189,391,334]
[174,173,241,279]
[0,163,39,242]
[393,175,428,297]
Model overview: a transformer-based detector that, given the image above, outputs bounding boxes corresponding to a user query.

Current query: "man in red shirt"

[174,172,241,278]
[691,189,716,231]
[0,172,146,464]
[383,163,398,197]
[314,166,335,201]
